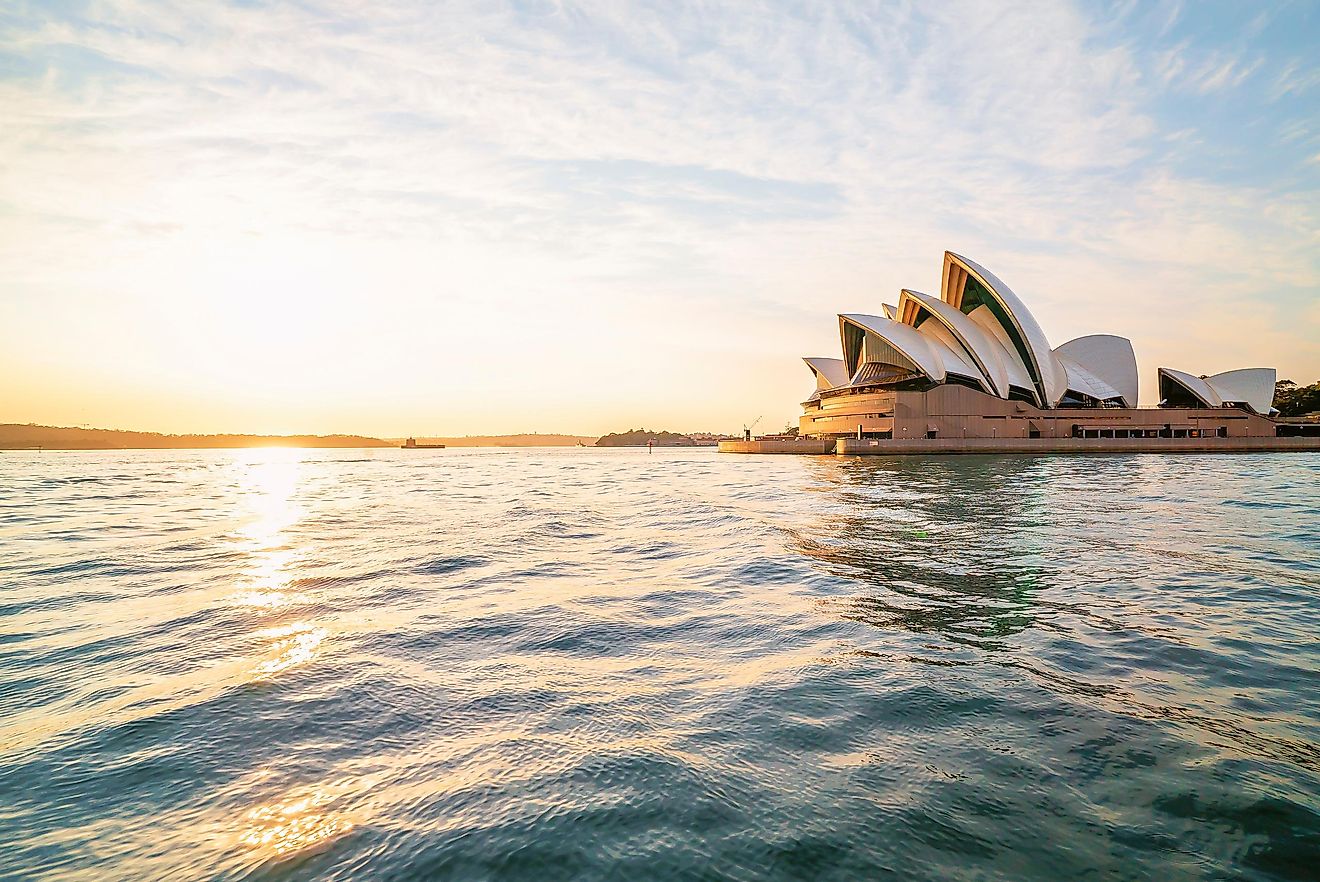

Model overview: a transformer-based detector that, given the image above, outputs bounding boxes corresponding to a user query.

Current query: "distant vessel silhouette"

[401,437,445,449]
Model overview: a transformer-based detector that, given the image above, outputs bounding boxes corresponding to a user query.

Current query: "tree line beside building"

[1275,380,1320,417]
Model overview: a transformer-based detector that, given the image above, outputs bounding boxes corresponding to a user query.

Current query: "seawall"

[718,439,836,455]
[720,437,1320,456]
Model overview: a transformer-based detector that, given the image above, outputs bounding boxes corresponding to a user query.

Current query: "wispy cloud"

[1154,44,1262,94]
[1186,54,1262,94]
[1157,0,1185,38]
[1271,59,1320,102]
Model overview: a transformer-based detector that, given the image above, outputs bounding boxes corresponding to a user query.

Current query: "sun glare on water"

[240,786,355,861]
[250,621,328,679]
[226,452,348,862]
[227,450,310,611]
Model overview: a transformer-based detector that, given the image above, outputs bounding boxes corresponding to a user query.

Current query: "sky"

[2,0,1318,437]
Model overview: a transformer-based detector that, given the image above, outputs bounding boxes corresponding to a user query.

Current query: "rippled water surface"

[2,448,1318,881]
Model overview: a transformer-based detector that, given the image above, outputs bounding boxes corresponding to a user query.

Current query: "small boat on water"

[401,437,445,449]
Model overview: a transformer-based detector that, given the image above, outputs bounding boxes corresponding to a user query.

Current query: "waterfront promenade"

[721,436,1320,456]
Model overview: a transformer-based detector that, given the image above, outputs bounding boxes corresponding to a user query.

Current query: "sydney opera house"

[725,251,1318,455]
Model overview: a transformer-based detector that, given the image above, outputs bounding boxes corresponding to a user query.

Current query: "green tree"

[1274,380,1320,417]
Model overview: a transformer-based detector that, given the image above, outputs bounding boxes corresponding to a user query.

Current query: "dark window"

[944,374,984,392]
[842,323,865,377]
[1007,385,1036,404]
[1159,373,1208,408]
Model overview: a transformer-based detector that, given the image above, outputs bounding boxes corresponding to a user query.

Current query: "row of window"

[1071,427,1227,439]
[810,412,892,422]
[848,427,1233,440]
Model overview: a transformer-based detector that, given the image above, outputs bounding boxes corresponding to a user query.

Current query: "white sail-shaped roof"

[942,252,1067,407]
[838,314,946,384]
[880,303,898,320]
[1159,367,1275,414]
[803,357,849,391]
[897,289,1006,396]
[965,304,1036,394]
[915,315,985,388]
[1055,354,1122,403]
[1054,335,1138,407]
[1207,368,1275,414]
[1159,368,1223,407]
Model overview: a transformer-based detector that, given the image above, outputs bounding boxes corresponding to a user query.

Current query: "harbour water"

[1,448,1317,881]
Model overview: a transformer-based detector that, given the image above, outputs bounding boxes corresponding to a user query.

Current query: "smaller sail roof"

[1056,354,1122,403]
[803,357,849,391]
[1159,368,1223,407]
[1206,368,1275,414]
[1054,335,1138,407]
[1159,366,1276,414]
[838,314,946,383]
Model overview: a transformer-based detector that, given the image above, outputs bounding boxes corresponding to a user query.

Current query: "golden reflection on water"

[240,786,354,860]
[225,454,352,864]
[230,588,313,609]
[227,450,307,610]
[250,621,328,679]
[236,450,305,545]
[219,451,333,680]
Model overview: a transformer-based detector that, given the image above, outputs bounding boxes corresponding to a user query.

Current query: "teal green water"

[1,448,1317,881]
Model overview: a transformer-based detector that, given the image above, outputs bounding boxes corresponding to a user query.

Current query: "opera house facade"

[725,251,1318,455]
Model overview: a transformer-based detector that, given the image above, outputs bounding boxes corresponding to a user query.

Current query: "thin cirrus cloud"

[0,0,1317,436]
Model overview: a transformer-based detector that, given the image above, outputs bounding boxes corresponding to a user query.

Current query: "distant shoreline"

[0,445,617,451]
[1,424,735,450]
[0,424,603,451]
[400,434,597,448]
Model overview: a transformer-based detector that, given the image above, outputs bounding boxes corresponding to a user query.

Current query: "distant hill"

[0,424,390,450]
[596,428,702,447]
[393,434,597,447]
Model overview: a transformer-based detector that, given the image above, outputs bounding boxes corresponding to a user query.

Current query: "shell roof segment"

[898,288,1007,397]
[838,313,947,384]
[1160,367,1276,414]
[942,252,1068,407]
[802,357,849,392]
[1054,334,1139,407]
